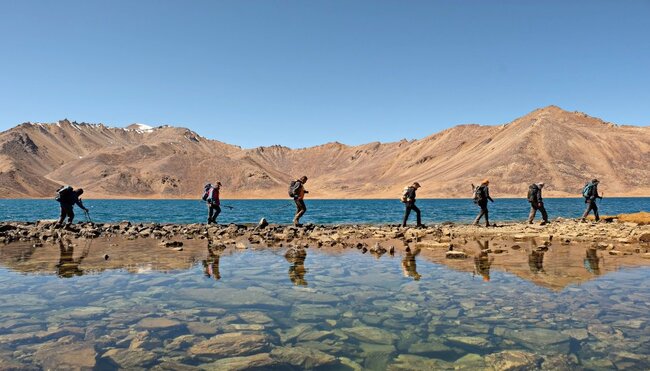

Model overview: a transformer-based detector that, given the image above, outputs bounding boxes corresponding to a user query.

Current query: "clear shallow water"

[1,198,648,224]
[0,242,648,369]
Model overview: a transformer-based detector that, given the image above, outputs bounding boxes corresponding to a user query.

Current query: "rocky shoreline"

[1,218,648,256]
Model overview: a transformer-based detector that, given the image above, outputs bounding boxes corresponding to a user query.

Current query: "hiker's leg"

[208,205,214,223]
[57,206,66,225]
[540,204,549,222]
[582,202,591,219]
[528,204,536,223]
[592,202,599,221]
[474,207,485,225]
[412,204,421,226]
[214,205,221,222]
[295,200,306,223]
[483,205,490,226]
[66,206,75,224]
[402,204,412,227]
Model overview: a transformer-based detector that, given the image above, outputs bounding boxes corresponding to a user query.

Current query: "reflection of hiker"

[474,241,494,281]
[584,248,601,275]
[528,248,545,274]
[202,246,221,280]
[55,186,88,227]
[285,249,307,286]
[527,183,549,225]
[581,179,603,222]
[401,248,421,280]
[202,182,222,224]
[56,239,88,278]
[401,182,424,228]
[289,176,309,227]
[472,180,494,227]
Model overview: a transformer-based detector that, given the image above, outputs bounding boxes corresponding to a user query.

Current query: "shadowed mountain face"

[1,106,648,198]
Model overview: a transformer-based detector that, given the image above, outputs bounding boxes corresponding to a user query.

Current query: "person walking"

[401,182,423,228]
[55,186,88,227]
[527,182,549,225]
[473,179,494,227]
[289,176,309,226]
[203,182,222,224]
[581,178,603,222]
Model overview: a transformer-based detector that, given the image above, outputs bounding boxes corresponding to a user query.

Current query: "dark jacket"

[477,185,493,203]
[404,186,417,203]
[530,186,543,204]
[60,191,85,208]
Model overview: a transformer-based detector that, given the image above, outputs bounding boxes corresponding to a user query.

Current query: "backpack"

[55,185,73,202]
[582,183,594,198]
[527,184,539,202]
[202,184,211,201]
[472,185,484,203]
[288,181,301,198]
[400,186,410,203]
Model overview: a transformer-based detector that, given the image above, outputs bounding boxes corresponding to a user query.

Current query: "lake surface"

[0,238,648,369]
[1,198,648,225]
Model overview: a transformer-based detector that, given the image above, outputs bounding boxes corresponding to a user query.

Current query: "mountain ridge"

[1,106,649,199]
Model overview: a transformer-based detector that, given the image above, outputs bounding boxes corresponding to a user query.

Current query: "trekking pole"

[84,210,93,224]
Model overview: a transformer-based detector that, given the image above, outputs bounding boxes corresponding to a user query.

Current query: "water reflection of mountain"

[418,238,650,291]
[0,237,648,290]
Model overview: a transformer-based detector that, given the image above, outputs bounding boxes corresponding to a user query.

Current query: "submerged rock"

[188,332,270,357]
[341,326,398,345]
[34,341,97,370]
[203,353,276,371]
[270,346,337,368]
[485,350,543,370]
[136,317,182,330]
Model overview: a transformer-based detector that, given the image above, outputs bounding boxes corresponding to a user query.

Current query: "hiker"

[527,182,549,225]
[581,179,603,221]
[55,186,88,227]
[289,176,309,226]
[401,182,423,228]
[473,179,494,227]
[203,182,222,224]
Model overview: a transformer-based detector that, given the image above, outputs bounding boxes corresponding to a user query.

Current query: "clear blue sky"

[1,0,648,148]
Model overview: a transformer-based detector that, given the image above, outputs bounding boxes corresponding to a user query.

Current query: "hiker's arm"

[487,189,494,202]
[76,199,88,211]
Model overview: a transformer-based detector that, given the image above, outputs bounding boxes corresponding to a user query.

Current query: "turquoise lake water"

[0,241,648,369]
[1,198,648,224]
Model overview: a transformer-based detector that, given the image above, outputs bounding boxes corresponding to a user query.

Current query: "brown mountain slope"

[0,106,648,199]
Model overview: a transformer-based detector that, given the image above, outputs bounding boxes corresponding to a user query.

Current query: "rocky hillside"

[1,106,648,198]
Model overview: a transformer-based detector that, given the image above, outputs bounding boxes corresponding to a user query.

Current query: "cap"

[413,182,421,188]
[592,179,599,183]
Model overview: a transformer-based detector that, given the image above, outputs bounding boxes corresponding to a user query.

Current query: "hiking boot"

[540,221,547,226]
[416,224,426,229]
